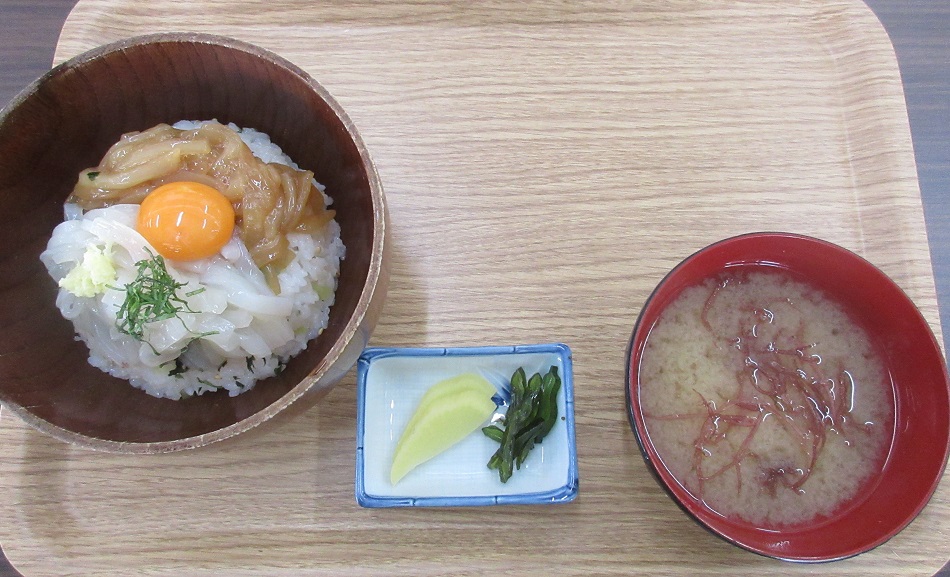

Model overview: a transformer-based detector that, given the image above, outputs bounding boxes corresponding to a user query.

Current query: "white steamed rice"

[39,122,345,399]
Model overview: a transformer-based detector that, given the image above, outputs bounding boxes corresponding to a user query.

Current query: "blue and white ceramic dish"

[355,343,578,507]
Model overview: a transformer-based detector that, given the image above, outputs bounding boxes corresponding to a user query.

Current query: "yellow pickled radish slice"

[390,373,497,484]
[402,372,494,424]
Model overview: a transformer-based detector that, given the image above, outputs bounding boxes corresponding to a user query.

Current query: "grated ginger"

[59,244,116,297]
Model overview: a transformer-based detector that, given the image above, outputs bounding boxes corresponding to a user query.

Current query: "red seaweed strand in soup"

[639,268,894,528]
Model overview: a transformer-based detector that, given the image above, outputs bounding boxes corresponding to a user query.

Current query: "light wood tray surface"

[0,1,946,575]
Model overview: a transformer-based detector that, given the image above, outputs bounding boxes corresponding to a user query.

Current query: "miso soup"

[639,268,894,528]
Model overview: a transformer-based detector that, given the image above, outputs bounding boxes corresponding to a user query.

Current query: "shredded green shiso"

[114,250,207,342]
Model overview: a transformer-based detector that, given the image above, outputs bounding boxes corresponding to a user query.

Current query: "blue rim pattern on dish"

[355,343,578,508]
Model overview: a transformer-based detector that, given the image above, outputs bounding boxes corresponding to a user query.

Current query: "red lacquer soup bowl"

[625,232,950,562]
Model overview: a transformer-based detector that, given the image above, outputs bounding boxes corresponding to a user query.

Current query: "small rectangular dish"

[355,343,578,507]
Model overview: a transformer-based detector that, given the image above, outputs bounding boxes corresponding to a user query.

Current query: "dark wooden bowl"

[0,33,389,452]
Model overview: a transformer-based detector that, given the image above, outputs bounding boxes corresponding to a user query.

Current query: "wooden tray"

[1,1,946,575]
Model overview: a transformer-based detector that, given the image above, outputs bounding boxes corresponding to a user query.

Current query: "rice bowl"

[0,33,389,451]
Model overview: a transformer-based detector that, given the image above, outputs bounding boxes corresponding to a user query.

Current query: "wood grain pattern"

[0,0,946,575]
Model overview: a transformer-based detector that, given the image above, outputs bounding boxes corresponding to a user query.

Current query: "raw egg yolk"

[137,181,236,261]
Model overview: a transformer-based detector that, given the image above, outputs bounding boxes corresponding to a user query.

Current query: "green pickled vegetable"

[483,365,561,482]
